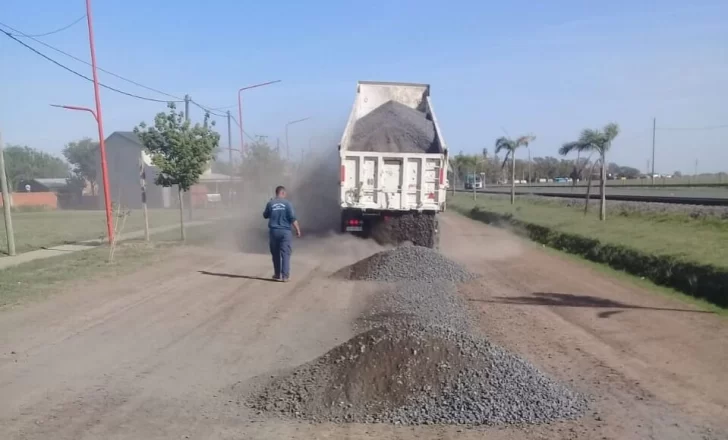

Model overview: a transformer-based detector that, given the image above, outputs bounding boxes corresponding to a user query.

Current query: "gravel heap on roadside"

[335,245,476,284]
[357,280,472,334]
[252,247,586,426]
[252,323,587,425]
[349,101,439,153]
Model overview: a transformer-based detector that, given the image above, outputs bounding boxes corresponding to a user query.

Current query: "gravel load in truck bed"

[334,244,475,284]
[252,323,587,425]
[348,100,439,153]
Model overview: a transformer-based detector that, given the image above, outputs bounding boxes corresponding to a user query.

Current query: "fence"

[0,192,58,209]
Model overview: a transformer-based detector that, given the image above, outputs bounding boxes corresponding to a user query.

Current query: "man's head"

[275,185,286,198]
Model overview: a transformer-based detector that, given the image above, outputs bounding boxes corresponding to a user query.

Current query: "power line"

[190,100,227,118]
[1,29,177,103]
[229,115,257,142]
[0,20,184,101]
[211,104,238,111]
[656,124,728,131]
[8,15,86,37]
[3,21,242,125]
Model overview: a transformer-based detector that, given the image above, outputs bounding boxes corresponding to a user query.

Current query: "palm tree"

[559,123,619,221]
[495,135,536,204]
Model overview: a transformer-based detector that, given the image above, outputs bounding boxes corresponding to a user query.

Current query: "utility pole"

[0,133,17,256]
[139,151,150,242]
[184,94,193,220]
[227,110,234,206]
[651,117,656,185]
[184,94,191,122]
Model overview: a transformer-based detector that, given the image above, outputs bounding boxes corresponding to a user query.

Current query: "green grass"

[0,209,217,256]
[451,194,728,270]
[0,223,219,308]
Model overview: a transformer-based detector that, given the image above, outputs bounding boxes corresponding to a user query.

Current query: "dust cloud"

[203,137,347,256]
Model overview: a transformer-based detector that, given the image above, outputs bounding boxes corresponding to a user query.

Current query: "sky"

[1,0,727,174]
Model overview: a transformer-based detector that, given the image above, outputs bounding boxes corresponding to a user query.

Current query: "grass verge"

[450,194,728,308]
[0,208,222,255]
[0,223,219,308]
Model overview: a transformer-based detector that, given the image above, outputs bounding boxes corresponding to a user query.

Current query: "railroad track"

[454,189,728,206]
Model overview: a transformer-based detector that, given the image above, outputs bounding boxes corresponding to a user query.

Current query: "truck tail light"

[439,167,444,185]
[340,165,346,182]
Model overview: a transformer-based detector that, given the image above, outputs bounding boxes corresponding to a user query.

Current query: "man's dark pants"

[269,228,292,279]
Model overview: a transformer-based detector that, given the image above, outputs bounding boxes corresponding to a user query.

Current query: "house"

[98,131,168,209]
[98,131,238,209]
[17,178,68,193]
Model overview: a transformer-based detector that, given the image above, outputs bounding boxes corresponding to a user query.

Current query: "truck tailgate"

[341,152,445,211]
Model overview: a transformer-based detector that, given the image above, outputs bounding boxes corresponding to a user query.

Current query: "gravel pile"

[252,246,586,426]
[370,212,439,248]
[335,245,475,284]
[357,280,472,334]
[252,323,587,425]
[349,101,439,153]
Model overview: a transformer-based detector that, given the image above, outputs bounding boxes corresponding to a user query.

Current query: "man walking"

[263,186,301,281]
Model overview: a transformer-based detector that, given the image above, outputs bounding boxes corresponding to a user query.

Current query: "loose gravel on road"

[370,213,439,248]
[349,101,439,153]
[334,245,475,284]
[253,245,587,426]
[253,322,587,425]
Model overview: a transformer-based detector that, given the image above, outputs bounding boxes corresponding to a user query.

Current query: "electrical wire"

[0,20,184,101]
[1,29,179,103]
[190,100,227,118]
[211,103,238,111]
[8,15,86,37]
[229,115,257,142]
[656,124,728,131]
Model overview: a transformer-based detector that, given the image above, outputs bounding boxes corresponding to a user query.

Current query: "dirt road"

[1,215,726,439]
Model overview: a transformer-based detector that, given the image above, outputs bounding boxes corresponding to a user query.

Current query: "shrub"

[467,206,728,307]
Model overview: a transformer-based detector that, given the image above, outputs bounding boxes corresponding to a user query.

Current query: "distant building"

[17,178,68,193]
[97,131,238,209]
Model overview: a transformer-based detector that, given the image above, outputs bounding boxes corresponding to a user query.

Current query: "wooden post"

[139,152,150,242]
[0,133,17,256]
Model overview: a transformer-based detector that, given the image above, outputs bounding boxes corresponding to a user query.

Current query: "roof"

[199,171,240,182]
[107,131,142,145]
[33,178,68,189]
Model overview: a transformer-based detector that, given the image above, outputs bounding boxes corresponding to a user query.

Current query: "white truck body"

[338,81,449,212]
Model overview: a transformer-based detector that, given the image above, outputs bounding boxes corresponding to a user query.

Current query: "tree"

[494,135,536,204]
[239,139,288,196]
[559,123,619,221]
[134,103,220,240]
[2,145,68,190]
[62,138,99,195]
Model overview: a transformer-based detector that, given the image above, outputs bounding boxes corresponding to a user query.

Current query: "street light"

[51,103,113,242]
[83,0,114,244]
[237,80,282,158]
[285,117,311,161]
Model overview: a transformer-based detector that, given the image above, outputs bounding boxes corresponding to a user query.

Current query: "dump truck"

[338,81,449,248]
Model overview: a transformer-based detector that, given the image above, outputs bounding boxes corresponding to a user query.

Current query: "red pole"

[237,80,281,154]
[237,90,244,154]
[85,0,114,243]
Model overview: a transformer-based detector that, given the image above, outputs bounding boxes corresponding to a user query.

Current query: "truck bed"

[339,81,449,213]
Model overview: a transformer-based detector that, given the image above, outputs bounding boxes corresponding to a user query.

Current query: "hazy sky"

[1,0,726,173]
